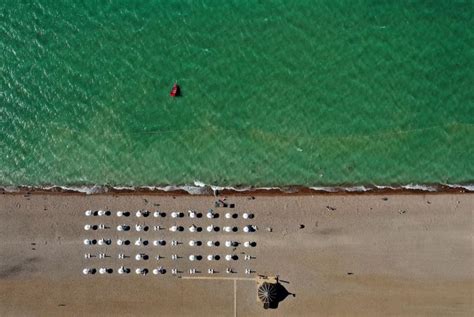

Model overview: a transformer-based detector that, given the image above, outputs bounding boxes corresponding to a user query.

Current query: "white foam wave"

[1,183,473,194]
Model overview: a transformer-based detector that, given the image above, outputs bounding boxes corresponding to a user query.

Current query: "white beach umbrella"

[99,268,107,274]
[171,212,178,218]
[189,225,197,233]
[189,240,196,247]
[117,225,129,231]
[207,254,218,261]
[135,253,144,261]
[116,211,123,217]
[189,255,196,261]
[169,225,177,232]
[118,266,130,274]
[117,239,124,246]
[188,210,197,218]
[243,241,251,247]
[206,225,214,232]
[84,224,91,231]
[83,239,92,245]
[223,226,232,233]
[136,210,149,217]
[207,211,215,219]
[225,213,232,219]
[136,268,148,275]
[85,210,92,216]
[242,212,254,219]
[98,210,106,216]
[225,254,232,261]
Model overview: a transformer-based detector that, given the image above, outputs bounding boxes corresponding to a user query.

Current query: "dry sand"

[0,192,472,316]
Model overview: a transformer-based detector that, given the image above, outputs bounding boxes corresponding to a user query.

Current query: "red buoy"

[170,83,180,97]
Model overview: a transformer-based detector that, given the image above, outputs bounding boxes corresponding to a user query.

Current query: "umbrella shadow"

[264,282,296,310]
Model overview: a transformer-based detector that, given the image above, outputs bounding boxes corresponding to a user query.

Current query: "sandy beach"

[0,192,472,316]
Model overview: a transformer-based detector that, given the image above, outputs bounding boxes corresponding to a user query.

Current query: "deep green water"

[1,1,473,187]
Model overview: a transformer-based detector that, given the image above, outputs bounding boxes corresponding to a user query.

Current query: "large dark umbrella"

[258,282,278,307]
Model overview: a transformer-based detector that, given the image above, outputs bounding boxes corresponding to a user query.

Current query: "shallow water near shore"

[1,1,473,187]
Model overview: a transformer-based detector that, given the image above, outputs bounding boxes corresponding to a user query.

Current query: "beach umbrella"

[225,213,232,219]
[136,268,148,275]
[136,224,144,232]
[99,239,111,246]
[223,226,232,233]
[242,213,254,219]
[169,225,178,232]
[258,282,278,306]
[189,240,196,246]
[84,224,91,231]
[207,211,216,219]
[99,268,107,274]
[117,239,124,246]
[117,225,130,231]
[207,240,214,247]
[243,225,257,233]
[118,266,130,274]
[188,210,197,218]
[206,225,214,232]
[225,241,238,247]
[189,225,198,233]
[153,211,160,217]
[85,210,92,216]
[189,255,196,261]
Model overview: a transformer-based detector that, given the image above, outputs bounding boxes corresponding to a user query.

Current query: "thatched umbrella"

[258,282,278,306]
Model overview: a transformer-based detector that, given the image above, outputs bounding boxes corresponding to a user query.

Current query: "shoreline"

[1,183,473,196]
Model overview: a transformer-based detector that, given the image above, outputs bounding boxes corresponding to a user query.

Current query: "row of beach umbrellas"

[83,267,254,275]
[85,209,254,219]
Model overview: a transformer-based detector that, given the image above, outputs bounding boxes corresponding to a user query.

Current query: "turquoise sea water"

[1,1,473,187]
